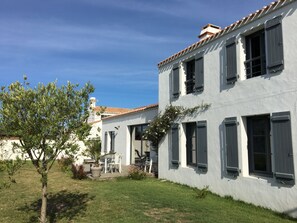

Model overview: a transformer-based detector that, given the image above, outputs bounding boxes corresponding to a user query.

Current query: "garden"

[0,162,295,223]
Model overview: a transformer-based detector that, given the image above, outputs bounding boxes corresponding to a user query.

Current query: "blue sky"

[0,0,273,108]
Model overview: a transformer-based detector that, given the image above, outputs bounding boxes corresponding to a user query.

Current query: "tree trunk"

[40,173,48,223]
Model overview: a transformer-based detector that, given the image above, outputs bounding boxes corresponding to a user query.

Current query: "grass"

[0,163,296,223]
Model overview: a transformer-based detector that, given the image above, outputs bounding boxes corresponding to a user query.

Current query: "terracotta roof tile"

[93,106,131,114]
[158,0,294,68]
[102,103,158,120]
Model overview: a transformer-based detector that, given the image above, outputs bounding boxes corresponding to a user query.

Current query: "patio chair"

[144,158,153,173]
[108,153,122,173]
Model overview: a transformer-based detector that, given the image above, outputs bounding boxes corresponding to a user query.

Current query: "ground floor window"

[186,122,196,166]
[247,115,272,176]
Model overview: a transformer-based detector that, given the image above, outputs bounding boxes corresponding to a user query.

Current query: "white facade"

[101,105,158,165]
[158,0,297,217]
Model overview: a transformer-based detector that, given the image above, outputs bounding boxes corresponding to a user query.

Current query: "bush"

[128,165,146,180]
[194,186,209,199]
[57,156,74,172]
[71,164,87,180]
[3,157,25,183]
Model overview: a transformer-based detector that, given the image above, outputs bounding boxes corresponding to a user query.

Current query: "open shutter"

[226,37,237,84]
[194,51,204,92]
[265,16,284,73]
[171,125,179,166]
[271,112,294,184]
[197,121,207,170]
[224,117,239,175]
[110,131,115,152]
[172,64,180,99]
[104,132,108,153]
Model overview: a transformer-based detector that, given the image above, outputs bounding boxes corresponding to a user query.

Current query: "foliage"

[0,76,94,223]
[127,165,147,180]
[194,185,209,199]
[143,103,210,147]
[3,157,25,183]
[57,156,74,172]
[71,164,87,180]
[83,137,101,165]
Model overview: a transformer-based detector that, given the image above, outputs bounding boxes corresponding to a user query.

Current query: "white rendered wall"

[102,107,158,165]
[158,2,297,217]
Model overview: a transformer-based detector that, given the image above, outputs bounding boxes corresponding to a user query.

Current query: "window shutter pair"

[194,52,204,92]
[224,117,239,175]
[171,125,179,166]
[226,37,237,84]
[172,64,180,99]
[224,113,295,184]
[271,112,294,184]
[265,15,284,73]
[196,121,207,170]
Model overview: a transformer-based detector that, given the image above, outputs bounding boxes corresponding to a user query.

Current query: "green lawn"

[0,163,295,223]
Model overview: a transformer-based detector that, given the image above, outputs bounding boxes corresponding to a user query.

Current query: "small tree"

[0,77,94,223]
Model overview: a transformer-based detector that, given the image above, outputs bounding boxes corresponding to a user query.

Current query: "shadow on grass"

[19,190,95,223]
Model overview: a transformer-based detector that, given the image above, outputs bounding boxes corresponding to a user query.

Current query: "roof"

[102,103,158,120]
[93,106,132,115]
[158,0,294,68]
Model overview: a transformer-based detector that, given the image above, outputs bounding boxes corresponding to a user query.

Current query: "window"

[185,60,195,94]
[226,16,283,83]
[245,112,294,184]
[185,52,204,94]
[247,115,272,176]
[186,123,196,166]
[245,29,266,78]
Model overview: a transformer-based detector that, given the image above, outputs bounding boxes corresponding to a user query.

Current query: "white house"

[158,0,297,217]
[87,97,131,138]
[101,104,158,166]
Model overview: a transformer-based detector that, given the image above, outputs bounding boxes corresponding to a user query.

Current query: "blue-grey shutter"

[224,117,239,174]
[104,132,108,153]
[194,51,204,92]
[226,37,237,84]
[265,16,284,73]
[171,125,179,166]
[271,112,294,184]
[197,121,207,170]
[110,131,115,152]
[172,64,180,99]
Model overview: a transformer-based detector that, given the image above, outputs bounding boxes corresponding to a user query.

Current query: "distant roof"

[102,103,158,120]
[158,0,294,68]
[93,106,132,115]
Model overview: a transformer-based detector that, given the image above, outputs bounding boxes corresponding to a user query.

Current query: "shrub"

[57,156,74,172]
[128,165,146,180]
[71,164,87,180]
[4,157,25,183]
[195,186,209,199]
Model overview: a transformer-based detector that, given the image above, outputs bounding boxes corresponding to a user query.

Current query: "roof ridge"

[158,0,293,68]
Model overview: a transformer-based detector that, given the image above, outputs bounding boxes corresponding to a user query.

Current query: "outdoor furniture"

[144,159,153,173]
[108,153,122,173]
[83,159,95,173]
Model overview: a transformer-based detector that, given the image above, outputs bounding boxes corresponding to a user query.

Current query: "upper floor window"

[245,30,266,78]
[226,15,284,84]
[185,60,195,94]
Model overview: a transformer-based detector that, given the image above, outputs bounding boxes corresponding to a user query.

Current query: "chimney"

[90,97,96,109]
[199,24,221,40]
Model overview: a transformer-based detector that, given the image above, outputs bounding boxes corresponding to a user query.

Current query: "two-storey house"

[158,0,297,217]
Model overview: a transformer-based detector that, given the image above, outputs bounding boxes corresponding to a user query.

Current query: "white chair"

[144,159,153,173]
[108,153,122,173]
